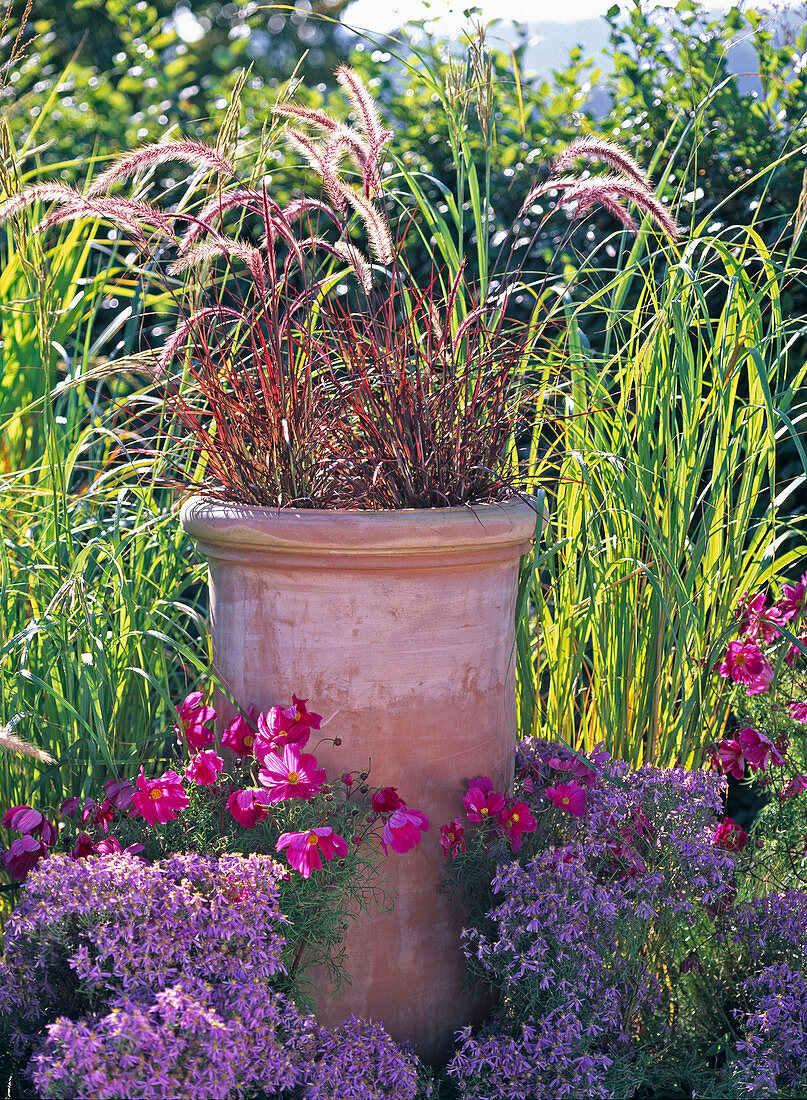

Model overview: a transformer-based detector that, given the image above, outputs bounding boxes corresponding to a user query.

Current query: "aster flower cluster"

[0,851,420,1099]
[445,742,742,1098]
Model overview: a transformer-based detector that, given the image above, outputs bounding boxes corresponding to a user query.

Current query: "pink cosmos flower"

[253,696,321,759]
[2,834,48,880]
[226,787,270,829]
[257,744,327,803]
[70,832,98,859]
[785,632,807,665]
[546,781,587,817]
[737,726,785,772]
[463,779,506,822]
[717,640,774,695]
[173,691,216,751]
[440,817,465,858]
[185,749,224,786]
[777,572,807,622]
[276,827,347,878]
[789,701,807,724]
[547,754,599,787]
[381,807,429,854]
[713,817,748,852]
[371,787,405,813]
[733,591,784,642]
[102,778,136,812]
[714,739,745,781]
[131,767,190,826]
[1,806,57,847]
[221,707,258,757]
[498,801,537,852]
[780,775,807,800]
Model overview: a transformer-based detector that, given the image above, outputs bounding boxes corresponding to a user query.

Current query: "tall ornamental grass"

[516,226,807,767]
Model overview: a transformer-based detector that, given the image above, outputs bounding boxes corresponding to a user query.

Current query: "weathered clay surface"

[181,497,540,1064]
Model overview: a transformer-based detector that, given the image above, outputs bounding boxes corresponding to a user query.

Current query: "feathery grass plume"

[0,716,56,765]
[523,168,679,241]
[335,65,393,161]
[0,182,83,224]
[85,140,236,197]
[298,237,373,293]
[178,188,266,253]
[284,128,349,214]
[282,197,345,234]
[552,136,651,189]
[333,181,394,265]
[168,238,268,298]
[35,196,175,242]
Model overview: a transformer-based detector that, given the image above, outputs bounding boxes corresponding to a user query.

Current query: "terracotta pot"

[180,494,541,1065]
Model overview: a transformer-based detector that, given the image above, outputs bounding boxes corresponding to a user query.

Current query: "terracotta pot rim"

[180,491,544,562]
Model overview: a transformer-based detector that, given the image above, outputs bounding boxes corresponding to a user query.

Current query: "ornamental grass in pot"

[0,62,678,1062]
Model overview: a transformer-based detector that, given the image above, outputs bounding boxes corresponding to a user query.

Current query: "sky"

[344,0,804,34]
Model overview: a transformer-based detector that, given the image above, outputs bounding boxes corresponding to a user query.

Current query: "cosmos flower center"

[244,736,254,748]
[561,797,569,806]
[307,834,319,846]
[287,771,300,784]
[150,789,162,800]
[512,813,520,823]
[480,807,489,816]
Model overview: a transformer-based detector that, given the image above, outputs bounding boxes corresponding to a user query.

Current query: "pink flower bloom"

[498,801,537,852]
[737,726,785,772]
[785,632,807,665]
[59,796,82,819]
[102,778,136,812]
[253,696,321,759]
[546,781,587,817]
[713,817,748,852]
[789,701,807,724]
[131,767,189,826]
[70,832,97,859]
[733,591,784,642]
[93,836,124,856]
[257,744,327,803]
[2,834,48,880]
[717,640,774,695]
[1,805,57,847]
[381,807,429,854]
[226,788,270,829]
[174,691,216,751]
[276,827,347,878]
[439,817,465,858]
[777,573,807,622]
[547,754,599,787]
[185,749,224,786]
[371,787,405,813]
[463,781,506,822]
[715,739,745,781]
[780,775,807,800]
[221,707,258,757]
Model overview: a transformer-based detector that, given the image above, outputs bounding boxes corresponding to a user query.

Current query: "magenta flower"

[498,801,537,852]
[715,739,745,781]
[131,767,190,825]
[276,827,347,878]
[546,781,587,817]
[785,631,807,665]
[777,572,807,622]
[253,695,321,759]
[221,707,258,757]
[174,691,216,751]
[547,754,599,787]
[789,701,807,724]
[226,788,270,829]
[185,749,224,786]
[780,775,807,800]
[439,817,465,858]
[713,817,748,852]
[733,590,784,642]
[70,832,98,860]
[717,640,773,694]
[102,778,136,812]
[2,834,48,880]
[463,780,506,822]
[737,726,785,772]
[381,807,429,854]
[1,806,57,847]
[257,743,327,803]
[371,786,405,813]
